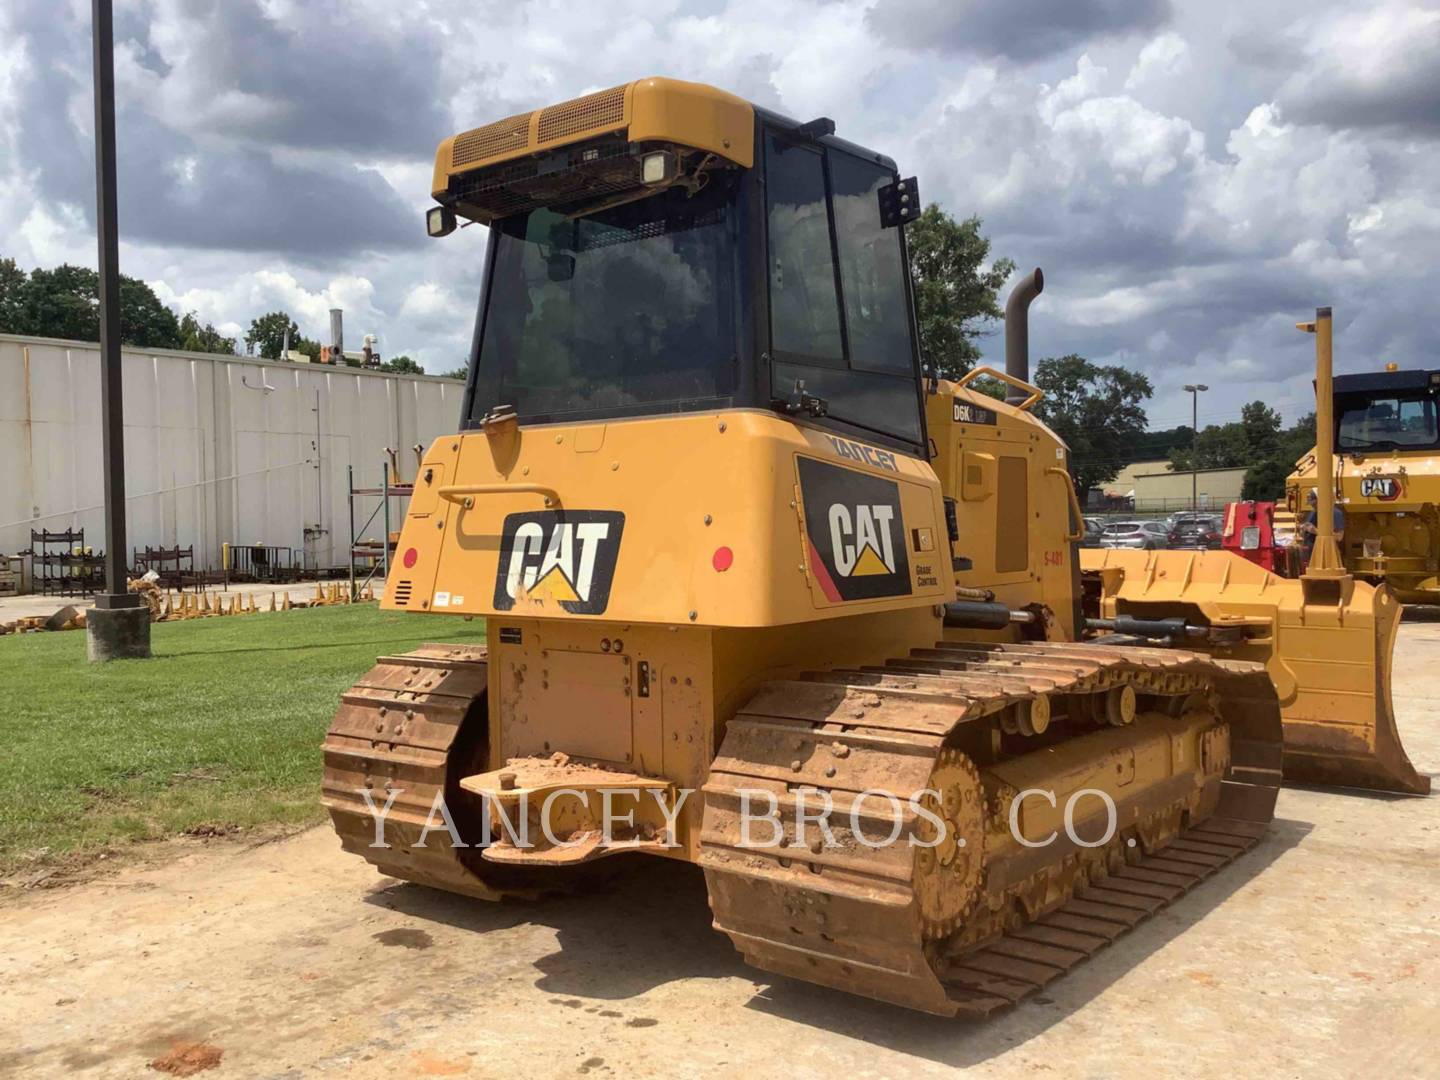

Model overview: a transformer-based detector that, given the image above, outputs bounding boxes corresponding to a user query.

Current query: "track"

[322,643,539,900]
[700,640,1282,1016]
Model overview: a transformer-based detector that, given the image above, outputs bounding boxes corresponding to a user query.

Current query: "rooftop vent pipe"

[1004,268,1044,405]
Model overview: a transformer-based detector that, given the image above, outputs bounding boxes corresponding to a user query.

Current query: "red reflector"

[712,546,734,572]
[402,547,418,569]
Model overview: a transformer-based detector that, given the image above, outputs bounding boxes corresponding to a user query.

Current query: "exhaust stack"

[1004,268,1044,405]
[329,308,344,357]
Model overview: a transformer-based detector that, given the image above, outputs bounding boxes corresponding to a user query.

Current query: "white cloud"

[4,0,1439,421]
[1125,32,1189,90]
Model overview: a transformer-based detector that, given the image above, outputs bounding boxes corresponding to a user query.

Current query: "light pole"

[1182,383,1208,511]
[86,0,151,661]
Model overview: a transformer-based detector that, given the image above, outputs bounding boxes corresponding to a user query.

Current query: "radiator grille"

[452,114,531,168]
[537,85,626,144]
[391,579,413,607]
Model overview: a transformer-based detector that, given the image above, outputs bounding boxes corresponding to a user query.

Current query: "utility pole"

[1182,383,1208,511]
[86,0,151,661]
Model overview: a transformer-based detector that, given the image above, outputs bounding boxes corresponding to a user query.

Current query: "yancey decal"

[823,434,899,472]
[1360,477,1402,501]
[797,457,911,602]
[493,510,625,615]
[952,399,997,426]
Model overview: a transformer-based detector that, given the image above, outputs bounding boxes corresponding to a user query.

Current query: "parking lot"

[1085,511,1229,551]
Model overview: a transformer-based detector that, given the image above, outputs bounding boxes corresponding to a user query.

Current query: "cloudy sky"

[2,0,1437,429]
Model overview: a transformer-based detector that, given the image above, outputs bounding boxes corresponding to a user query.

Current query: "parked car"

[1100,521,1170,550]
[1081,517,1104,547]
[1169,515,1223,549]
[1164,511,1215,532]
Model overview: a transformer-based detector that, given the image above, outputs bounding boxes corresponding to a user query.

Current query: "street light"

[1182,384,1208,511]
[86,0,151,661]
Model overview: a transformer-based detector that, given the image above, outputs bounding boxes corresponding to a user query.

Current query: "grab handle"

[1045,467,1084,542]
[438,484,562,510]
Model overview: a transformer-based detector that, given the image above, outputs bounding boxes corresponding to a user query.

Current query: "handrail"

[953,365,1044,412]
[438,483,562,509]
[1045,466,1085,541]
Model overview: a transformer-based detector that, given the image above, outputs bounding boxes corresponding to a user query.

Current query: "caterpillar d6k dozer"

[1081,309,1428,795]
[323,77,1283,1016]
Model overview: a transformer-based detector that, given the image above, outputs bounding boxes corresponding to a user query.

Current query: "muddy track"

[322,643,546,900]
[700,640,1282,1016]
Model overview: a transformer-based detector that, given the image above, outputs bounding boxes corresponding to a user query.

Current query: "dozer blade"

[1082,548,1431,796]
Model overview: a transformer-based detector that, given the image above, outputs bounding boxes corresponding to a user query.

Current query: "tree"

[1243,412,1316,500]
[1128,424,1193,464]
[382,354,423,374]
[245,311,300,359]
[1031,354,1153,500]
[179,312,236,355]
[437,366,469,381]
[245,311,320,361]
[1240,400,1281,460]
[0,257,27,333]
[905,206,1015,380]
[1171,399,1288,477]
[5,262,183,348]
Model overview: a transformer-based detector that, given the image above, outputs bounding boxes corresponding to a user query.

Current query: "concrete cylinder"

[86,605,153,661]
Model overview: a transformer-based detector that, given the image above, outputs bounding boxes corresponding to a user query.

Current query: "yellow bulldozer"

[321,77,1417,1017]
[1083,311,1429,795]
[1286,362,1440,605]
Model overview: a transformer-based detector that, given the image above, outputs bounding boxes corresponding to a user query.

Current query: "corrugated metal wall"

[0,334,466,570]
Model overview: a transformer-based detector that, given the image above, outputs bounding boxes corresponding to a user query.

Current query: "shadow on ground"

[368,817,1312,1068]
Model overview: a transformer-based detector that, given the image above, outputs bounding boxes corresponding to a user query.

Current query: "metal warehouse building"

[0,334,465,576]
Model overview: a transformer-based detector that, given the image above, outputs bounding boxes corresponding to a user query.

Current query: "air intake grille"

[391,580,413,607]
[448,135,638,221]
[453,114,531,168]
[537,85,626,144]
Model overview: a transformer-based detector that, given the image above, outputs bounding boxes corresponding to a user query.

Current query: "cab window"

[763,130,922,449]
[765,138,843,364]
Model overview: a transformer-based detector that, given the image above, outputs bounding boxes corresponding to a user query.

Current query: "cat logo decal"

[493,511,625,615]
[1360,477,1402,501]
[797,457,911,602]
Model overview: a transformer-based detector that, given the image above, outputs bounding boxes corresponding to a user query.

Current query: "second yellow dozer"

[1081,309,1428,795]
[323,77,1286,1016]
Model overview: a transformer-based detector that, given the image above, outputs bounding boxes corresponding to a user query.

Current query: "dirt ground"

[3,627,1438,1079]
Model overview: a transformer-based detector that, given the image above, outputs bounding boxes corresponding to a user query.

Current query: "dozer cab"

[1288,364,1440,605]
[324,77,1284,1016]
[1082,310,1429,795]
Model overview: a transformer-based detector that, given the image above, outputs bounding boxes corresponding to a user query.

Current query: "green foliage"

[1167,399,1314,501]
[0,258,183,349]
[179,311,236,355]
[1243,412,1316,500]
[245,310,299,359]
[1032,354,1153,499]
[0,256,26,331]
[0,603,485,871]
[1128,424,1194,464]
[905,206,1015,380]
[381,354,424,374]
[245,310,320,361]
[437,367,469,381]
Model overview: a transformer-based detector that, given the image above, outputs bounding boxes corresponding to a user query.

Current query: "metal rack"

[28,528,105,597]
[0,554,22,596]
[133,545,193,588]
[347,462,413,601]
[221,544,300,585]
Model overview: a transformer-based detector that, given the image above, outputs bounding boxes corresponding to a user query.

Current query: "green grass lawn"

[0,603,484,876]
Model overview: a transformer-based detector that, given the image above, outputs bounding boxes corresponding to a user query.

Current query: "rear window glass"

[765,136,843,364]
